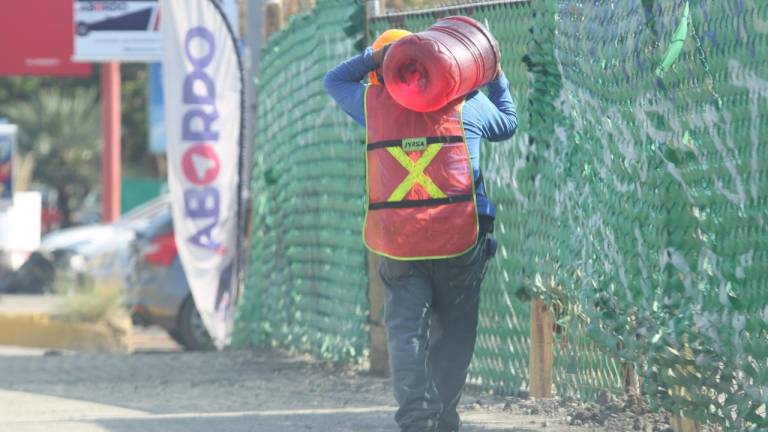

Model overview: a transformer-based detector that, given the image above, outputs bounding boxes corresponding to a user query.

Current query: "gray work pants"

[379,219,496,432]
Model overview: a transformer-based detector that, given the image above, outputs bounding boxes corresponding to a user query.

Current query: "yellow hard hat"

[369,29,411,85]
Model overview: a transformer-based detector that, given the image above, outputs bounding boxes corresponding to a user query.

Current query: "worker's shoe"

[437,422,459,432]
[400,417,439,432]
[437,413,460,431]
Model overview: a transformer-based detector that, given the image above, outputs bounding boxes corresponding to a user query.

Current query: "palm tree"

[4,88,101,227]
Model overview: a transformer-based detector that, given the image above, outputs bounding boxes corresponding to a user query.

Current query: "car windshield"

[118,195,170,229]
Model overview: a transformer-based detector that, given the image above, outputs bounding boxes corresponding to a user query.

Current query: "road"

[0,329,601,432]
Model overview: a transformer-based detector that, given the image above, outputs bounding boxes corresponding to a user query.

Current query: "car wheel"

[177,296,213,351]
[167,330,185,347]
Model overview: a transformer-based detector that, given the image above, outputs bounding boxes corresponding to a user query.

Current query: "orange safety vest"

[363,85,478,260]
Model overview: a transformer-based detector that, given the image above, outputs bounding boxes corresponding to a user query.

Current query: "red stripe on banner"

[154,8,162,31]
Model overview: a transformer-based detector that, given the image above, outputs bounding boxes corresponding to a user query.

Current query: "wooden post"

[368,252,389,375]
[277,0,316,21]
[670,341,700,432]
[264,0,282,40]
[623,362,641,395]
[670,416,699,432]
[282,0,298,18]
[300,0,316,12]
[366,0,385,19]
[529,298,554,398]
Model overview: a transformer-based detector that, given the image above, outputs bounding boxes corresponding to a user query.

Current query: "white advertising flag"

[161,0,243,348]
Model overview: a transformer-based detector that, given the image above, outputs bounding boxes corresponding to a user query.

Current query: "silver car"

[125,197,212,350]
[9,195,211,350]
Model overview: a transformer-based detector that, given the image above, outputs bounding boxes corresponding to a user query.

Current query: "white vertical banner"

[161,0,244,348]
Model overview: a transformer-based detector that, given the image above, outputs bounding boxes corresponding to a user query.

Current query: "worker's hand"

[494,49,502,79]
[372,44,391,67]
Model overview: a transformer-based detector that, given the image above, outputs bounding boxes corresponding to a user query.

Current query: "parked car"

[0,205,133,295]
[70,189,102,226]
[38,186,62,234]
[3,195,212,350]
[0,250,54,294]
[124,199,213,350]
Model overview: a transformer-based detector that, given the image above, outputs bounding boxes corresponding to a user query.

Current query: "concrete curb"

[0,312,129,353]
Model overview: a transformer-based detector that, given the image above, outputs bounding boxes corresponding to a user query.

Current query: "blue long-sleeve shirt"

[324,48,517,218]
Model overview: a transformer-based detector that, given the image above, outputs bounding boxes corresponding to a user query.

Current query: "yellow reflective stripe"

[386,143,446,201]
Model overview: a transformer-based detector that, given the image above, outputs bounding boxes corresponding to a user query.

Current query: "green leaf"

[656,2,689,77]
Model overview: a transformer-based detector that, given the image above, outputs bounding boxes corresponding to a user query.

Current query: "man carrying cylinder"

[324,20,517,432]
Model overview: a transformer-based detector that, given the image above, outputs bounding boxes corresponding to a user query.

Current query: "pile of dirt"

[531,392,672,431]
[464,389,721,432]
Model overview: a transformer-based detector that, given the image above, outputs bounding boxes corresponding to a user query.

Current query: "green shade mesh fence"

[235,0,768,429]
[233,0,369,362]
[543,1,768,429]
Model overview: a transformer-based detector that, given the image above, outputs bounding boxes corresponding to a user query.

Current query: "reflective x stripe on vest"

[366,136,474,210]
[387,143,445,201]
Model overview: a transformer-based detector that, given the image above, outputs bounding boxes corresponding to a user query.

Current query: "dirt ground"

[0,328,696,432]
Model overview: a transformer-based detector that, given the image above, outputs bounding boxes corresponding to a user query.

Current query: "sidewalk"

[0,347,602,432]
[0,346,49,356]
[0,294,62,314]
[0,294,125,352]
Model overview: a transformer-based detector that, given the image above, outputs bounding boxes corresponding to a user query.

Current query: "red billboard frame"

[0,0,92,77]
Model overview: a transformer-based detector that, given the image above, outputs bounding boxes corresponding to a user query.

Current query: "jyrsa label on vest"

[402,137,427,153]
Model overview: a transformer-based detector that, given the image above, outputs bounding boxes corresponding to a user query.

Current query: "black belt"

[368,194,473,210]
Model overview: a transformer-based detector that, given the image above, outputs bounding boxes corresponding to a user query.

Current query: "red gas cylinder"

[382,16,499,113]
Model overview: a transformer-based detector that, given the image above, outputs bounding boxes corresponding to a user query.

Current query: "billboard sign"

[0,0,91,77]
[74,0,238,63]
[74,0,162,62]
[0,125,17,206]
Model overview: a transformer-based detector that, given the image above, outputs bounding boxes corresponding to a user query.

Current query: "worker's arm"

[323,48,380,126]
[466,72,518,142]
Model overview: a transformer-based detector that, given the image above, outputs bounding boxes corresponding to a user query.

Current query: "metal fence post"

[365,0,389,376]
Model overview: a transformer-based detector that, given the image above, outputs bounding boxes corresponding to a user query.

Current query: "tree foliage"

[4,88,101,186]
[0,65,151,223]
[0,65,151,180]
[120,64,150,173]
[3,88,101,226]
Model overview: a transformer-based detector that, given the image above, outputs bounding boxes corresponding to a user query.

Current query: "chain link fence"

[235,0,768,429]
[233,0,369,362]
[544,1,767,428]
